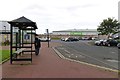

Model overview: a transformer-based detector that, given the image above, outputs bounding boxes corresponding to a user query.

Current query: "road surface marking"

[79,55,85,58]
[111,52,116,53]
[59,48,65,50]
[53,47,119,73]
[64,49,70,54]
[65,46,118,70]
[107,60,118,63]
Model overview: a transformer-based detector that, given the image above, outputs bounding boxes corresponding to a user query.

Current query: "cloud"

[65,3,98,11]
[0,0,119,34]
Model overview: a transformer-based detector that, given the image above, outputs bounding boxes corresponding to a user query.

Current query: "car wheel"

[103,43,105,46]
[96,43,99,46]
[108,44,110,46]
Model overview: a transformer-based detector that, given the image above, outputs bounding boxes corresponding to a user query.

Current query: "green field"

[0,50,10,63]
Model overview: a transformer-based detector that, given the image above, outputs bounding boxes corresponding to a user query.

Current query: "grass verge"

[0,50,10,64]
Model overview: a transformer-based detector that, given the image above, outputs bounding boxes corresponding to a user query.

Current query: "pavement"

[2,42,119,78]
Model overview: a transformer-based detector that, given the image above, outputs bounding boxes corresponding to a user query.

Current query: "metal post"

[31,29,32,62]
[22,30,24,47]
[46,29,49,48]
[19,29,21,48]
[15,33,18,51]
[10,25,13,64]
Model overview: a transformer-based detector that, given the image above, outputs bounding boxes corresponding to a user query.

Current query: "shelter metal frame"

[8,16,37,64]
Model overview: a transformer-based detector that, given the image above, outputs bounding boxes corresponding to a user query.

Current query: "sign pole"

[46,29,49,48]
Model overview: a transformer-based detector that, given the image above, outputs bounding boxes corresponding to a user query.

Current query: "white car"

[61,37,65,41]
[95,39,104,46]
[39,37,51,42]
[82,37,89,40]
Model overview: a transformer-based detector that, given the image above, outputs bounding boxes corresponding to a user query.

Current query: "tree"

[97,18,120,38]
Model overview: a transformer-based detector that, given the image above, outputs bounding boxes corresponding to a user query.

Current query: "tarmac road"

[55,40,118,70]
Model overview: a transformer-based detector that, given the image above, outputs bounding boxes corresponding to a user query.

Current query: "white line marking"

[64,46,118,70]
[107,60,118,63]
[53,47,118,73]
[59,48,65,50]
[79,55,85,58]
[52,47,66,59]
[64,49,70,53]
[111,52,116,53]
[61,46,118,71]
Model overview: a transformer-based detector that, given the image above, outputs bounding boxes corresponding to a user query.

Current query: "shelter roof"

[8,16,38,30]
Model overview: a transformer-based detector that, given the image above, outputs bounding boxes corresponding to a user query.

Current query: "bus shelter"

[8,16,38,64]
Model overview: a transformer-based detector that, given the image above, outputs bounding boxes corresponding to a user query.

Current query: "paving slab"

[2,42,118,78]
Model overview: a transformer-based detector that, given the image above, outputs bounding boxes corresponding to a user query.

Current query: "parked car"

[39,37,51,42]
[65,37,79,42]
[65,37,71,41]
[61,37,65,41]
[82,37,92,40]
[92,37,98,40]
[82,37,89,40]
[102,40,107,45]
[117,43,120,49]
[94,39,104,46]
[103,39,118,46]
[88,37,92,40]
[78,37,82,40]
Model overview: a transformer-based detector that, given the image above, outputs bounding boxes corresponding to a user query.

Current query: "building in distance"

[52,29,98,37]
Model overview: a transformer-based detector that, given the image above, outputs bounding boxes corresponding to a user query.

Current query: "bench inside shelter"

[12,48,25,59]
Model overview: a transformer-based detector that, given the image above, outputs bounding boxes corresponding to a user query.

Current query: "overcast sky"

[0,0,119,34]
